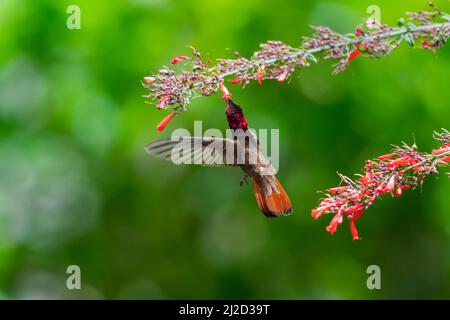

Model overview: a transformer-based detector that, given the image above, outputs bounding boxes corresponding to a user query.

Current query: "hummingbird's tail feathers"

[252,176,292,218]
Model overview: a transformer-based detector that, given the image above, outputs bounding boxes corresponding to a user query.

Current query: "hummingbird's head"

[225,99,248,131]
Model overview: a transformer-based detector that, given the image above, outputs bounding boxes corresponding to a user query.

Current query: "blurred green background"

[0,0,449,299]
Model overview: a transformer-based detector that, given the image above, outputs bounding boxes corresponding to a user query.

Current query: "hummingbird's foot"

[240,174,250,187]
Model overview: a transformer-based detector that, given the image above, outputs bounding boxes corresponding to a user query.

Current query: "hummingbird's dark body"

[146,99,292,217]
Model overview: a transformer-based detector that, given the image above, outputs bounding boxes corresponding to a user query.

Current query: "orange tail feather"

[252,176,292,218]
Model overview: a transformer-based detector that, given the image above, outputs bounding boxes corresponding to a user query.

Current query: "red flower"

[395,185,403,197]
[326,212,343,235]
[439,155,450,163]
[378,153,395,161]
[230,79,241,84]
[219,83,232,101]
[171,56,189,65]
[349,207,364,222]
[256,70,264,85]
[376,183,386,194]
[328,186,348,194]
[422,40,433,48]
[385,175,396,197]
[156,113,175,131]
[344,203,363,215]
[311,204,332,220]
[354,28,365,37]
[359,175,371,186]
[277,71,289,83]
[349,221,360,240]
[387,156,413,169]
[432,146,450,155]
[348,49,361,62]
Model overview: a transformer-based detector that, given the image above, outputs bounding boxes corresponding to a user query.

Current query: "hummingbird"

[146,99,292,217]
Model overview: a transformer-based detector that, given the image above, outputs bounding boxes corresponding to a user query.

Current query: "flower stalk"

[311,129,450,240]
[143,3,450,116]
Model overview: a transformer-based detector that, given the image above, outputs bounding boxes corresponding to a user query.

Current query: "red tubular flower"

[311,204,332,220]
[230,79,241,85]
[328,186,348,194]
[439,155,450,163]
[156,113,175,131]
[376,183,386,194]
[256,70,264,85]
[378,153,396,161]
[348,49,361,62]
[432,146,450,155]
[349,207,364,222]
[349,221,360,240]
[359,175,371,186]
[326,212,343,235]
[395,185,403,197]
[335,199,349,207]
[385,175,396,197]
[277,71,289,83]
[171,56,189,65]
[344,203,363,215]
[422,40,433,48]
[354,28,364,37]
[387,156,413,169]
[219,83,232,101]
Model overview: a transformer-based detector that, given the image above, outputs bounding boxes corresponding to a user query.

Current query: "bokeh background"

[0,0,449,299]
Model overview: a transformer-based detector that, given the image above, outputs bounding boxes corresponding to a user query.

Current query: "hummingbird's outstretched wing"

[146,136,244,167]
